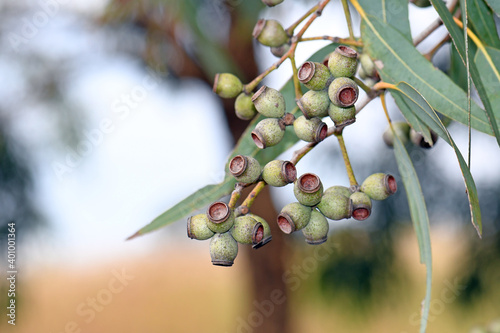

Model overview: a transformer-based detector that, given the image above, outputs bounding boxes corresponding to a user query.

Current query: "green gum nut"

[229,155,261,184]
[383,122,410,147]
[252,19,289,47]
[271,42,291,58]
[248,214,272,249]
[231,215,264,245]
[360,53,376,78]
[328,103,356,127]
[328,77,359,108]
[187,214,214,240]
[251,85,286,118]
[317,187,353,220]
[302,209,329,245]
[350,192,372,221]
[360,173,397,201]
[213,73,243,99]
[262,0,284,6]
[357,64,367,79]
[293,116,328,143]
[277,202,312,234]
[209,232,238,267]
[293,173,324,206]
[206,202,235,233]
[324,185,352,197]
[251,118,285,149]
[410,128,438,148]
[262,160,297,187]
[328,45,359,78]
[297,89,330,119]
[235,93,257,120]
[298,61,331,91]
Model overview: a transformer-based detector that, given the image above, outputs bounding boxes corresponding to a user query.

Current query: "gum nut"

[248,214,272,248]
[323,185,352,198]
[277,202,312,234]
[252,19,289,47]
[357,64,367,79]
[382,122,410,147]
[360,173,397,201]
[262,160,297,187]
[297,90,330,119]
[229,155,261,184]
[302,209,329,245]
[209,232,238,267]
[206,202,235,233]
[251,85,286,118]
[317,189,353,220]
[410,128,438,148]
[262,0,284,6]
[363,78,377,88]
[328,45,359,78]
[298,61,331,91]
[328,103,356,127]
[350,192,372,221]
[293,173,324,206]
[187,214,215,240]
[251,118,285,149]
[359,53,376,77]
[271,42,291,58]
[213,73,243,99]
[235,93,257,120]
[293,116,328,143]
[231,215,264,245]
[328,77,359,108]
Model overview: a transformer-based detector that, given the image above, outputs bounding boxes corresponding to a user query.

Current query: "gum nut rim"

[297,173,321,193]
[251,130,266,149]
[229,155,248,177]
[207,202,231,223]
[298,62,315,84]
[186,216,194,238]
[252,19,266,39]
[352,204,371,221]
[335,45,358,58]
[305,236,327,245]
[336,86,358,107]
[252,223,265,244]
[252,235,273,249]
[282,161,298,183]
[277,212,295,234]
[251,85,267,103]
[315,122,328,142]
[385,174,398,194]
[212,74,220,94]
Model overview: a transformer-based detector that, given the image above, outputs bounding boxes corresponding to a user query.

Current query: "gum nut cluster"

[187,201,273,266]
[382,122,438,149]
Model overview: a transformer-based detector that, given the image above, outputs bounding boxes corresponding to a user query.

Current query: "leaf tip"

[126,231,142,241]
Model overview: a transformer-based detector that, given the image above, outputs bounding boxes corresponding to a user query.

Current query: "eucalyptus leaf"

[484,0,500,16]
[357,0,411,40]
[469,0,500,48]
[474,46,500,116]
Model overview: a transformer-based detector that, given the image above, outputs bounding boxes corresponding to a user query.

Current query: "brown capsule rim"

[298,61,315,84]
[251,222,264,244]
[252,19,266,39]
[336,45,358,59]
[212,73,220,94]
[334,117,356,128]
[277,212,295,234]
[229,155,248,177]
[187,216,194,239]
[281,161,297,183]
[212,259,234,267]
[305,235,328,245]
[252,235,273,249]
[384,174,397,195]
[207,202,231,224]
[297,173,321,194]
[352,204,372,221]
[315,122,328,142]
[251,130,266,149]
[251,85,267,103]
[296,99,311,118]
[336,85,359,107]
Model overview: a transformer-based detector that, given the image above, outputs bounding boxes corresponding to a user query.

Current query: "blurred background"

[0,0,499,332]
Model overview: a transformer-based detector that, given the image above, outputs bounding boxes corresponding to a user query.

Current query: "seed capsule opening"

[385,174,397,194]
[315,122,328,142]
[282,161,297,183]
[251,85,266,103]
[298,62,315,83]
[336,45,358,58]
[187,217,194,239]
[212,74,220,94]
[338,86,358,107]
[252,235,273,249]
[252,223,265,244]
[207,202,231,223]
[305,236,327,245]
[352,207,371,221]
[277,213,295,234]
[212,259,233,267]
[298,173,321,193]
[252,19,266,39]
[229,155,248,177]
[251,131,266,149]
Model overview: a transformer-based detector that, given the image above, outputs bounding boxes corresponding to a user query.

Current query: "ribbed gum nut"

[383,122,411,147]
[328,77,359,108]
[252,19,288,47]
[317,187,353,220]
[360,53,376,78]
[252,86,286,118]
[410,128,438,148]
[328,45,358,78]
[262,160,297,187]
[235,93,257,120]
[277,202,312,234]
[229,155,261,183]
[360,173,397,201]
[350,192,372,221]
[302,209,329,245]
[297,90,330,119]
[213,73,243,99]
[298,61,331,91]
[293,116,328,143]
[248,214,272,249]
[206,202,235,233]
[271,42,291,58]
[209,232,238,267]
[328,103,356,127]
[251,118,285,149]
[187,214,215,240]
[262,0,284,6]
[231,216,264,245]
[293,173,324,206]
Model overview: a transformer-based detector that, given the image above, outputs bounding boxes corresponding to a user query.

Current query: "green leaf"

[474,46,500,116]
[429,0,500,146]
[484,0,500,16]
[127,43,339,240]
[448,43,470,91]
[357,0,412,40]
[390,82,482,236]
[392,93,432,144]
[360,14,495,136]
[469,0,500,48]
[392,124,432,333]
